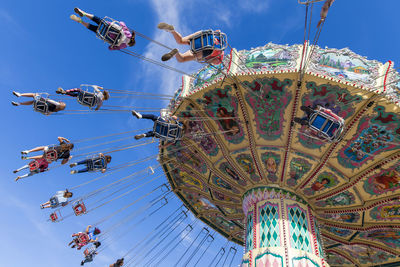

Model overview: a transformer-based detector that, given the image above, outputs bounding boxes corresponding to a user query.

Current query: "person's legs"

[40,201,51,209]
[180,30,202,44]
[77,167,89,173]
[19,93,37,98]
[145,131,155,137]
[141,114,158,121]
[77,159,89,166]
[65,88,81,97]
[15,171,34,181]
[17,100,34,106]
[23,146,47,154]
[14,164,29,173]
[23,155,44,160]
[175,50,196,63]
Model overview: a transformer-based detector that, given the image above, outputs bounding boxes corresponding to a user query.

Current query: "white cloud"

[238,0,270,13]
[0,8,27,38]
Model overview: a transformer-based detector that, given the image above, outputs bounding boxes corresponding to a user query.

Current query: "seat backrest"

[96,19,122,46]
[73,201,87,216]
[33,96,50,114]
[50,212,58,222]
[77,91,97,108]
[190,30,227,54]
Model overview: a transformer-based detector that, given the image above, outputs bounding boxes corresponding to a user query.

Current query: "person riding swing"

[157,23,227,65]
[21,136,74,165]
[40,190,73,209]
[13,157,49,181]
[131,110,185,143]
[56,85,109,110]
[70,153,111,174]
[80,241,101,265]
[69,225,101,250]
[11,91,66,115]
[294,105,344,142]
[70,7,136,50]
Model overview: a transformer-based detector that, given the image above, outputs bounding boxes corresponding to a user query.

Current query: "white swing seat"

[308,106,344,142]
[33,93,51,115]
[77,85,100,109]
[96,17,124,47]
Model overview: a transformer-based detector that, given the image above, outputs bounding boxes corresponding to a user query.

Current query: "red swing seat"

[45,148,58,162]
[73,200,87,216]
[29,160,40,172]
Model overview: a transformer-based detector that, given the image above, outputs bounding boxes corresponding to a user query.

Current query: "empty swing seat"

[308,107,344,142]
[153,121,184,142]
[73,200,87,216]
[50,212,59,222]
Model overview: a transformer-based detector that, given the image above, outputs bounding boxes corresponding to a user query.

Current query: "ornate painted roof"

[160,43,400,266]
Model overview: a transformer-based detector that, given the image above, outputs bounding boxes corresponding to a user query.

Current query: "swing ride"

[11,1,400,266]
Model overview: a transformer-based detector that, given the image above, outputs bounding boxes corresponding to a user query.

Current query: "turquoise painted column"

[240,187,327,267]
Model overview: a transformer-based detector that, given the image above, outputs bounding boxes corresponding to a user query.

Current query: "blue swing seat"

[190,30,227,63]
[308,107,344,142]
[86,155,107,172]
[153,120,184,142]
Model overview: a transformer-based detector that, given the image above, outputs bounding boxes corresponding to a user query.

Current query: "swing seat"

[49,196,59,207]
[49,211,62,222]
[73,200,87,216]
[308,106,344,142]
[29,160,40,172]
[153,120,184,142]
[77,233,90,246]
[33,94,50,115]
[190,30,227,63]
[96,17,124,47]
[86,155,107,172]
[77,90,98,108]
[44,148,58,162]
[83,248,93,257]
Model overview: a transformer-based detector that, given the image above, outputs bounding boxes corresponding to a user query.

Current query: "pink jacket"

[108,21,132,51]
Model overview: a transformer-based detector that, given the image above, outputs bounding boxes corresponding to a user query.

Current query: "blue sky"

[1,0,400,266]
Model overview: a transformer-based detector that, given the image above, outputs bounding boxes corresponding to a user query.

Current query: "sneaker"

[15,177,21,182]
[81,261,84,266]
[21,156,27,160]
[161,48,178,62]
[11,101,19,106]
[131,110,142,119]
[74,7,84,17]
[70,170,77,174]
[70,14,82,23]
[134,134,146,140]
[157,22,174,32]
[70,163,77,168]
[40,205,44,209]
[13,91,21,97]
[56,87,66,94]
[13,170,18,174]
[21,150,29,155]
